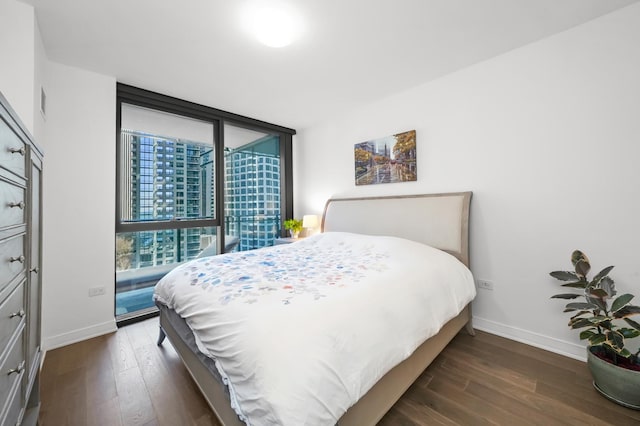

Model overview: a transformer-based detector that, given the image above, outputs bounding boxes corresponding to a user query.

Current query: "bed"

[154,191,474,425]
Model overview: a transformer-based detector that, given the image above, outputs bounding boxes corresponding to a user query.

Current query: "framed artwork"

[354,130,416,186]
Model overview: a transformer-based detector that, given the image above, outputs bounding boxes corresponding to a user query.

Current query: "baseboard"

[42,316,585,360]
[472,316,587,362]
[43,319,117,350]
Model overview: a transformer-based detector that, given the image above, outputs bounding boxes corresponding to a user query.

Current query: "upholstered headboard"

[321,192,472,267]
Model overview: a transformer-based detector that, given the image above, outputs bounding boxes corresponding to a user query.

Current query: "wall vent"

[40,86,46,118]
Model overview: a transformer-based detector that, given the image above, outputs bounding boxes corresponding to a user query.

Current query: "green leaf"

[580,330,596,340]
[624,317,640,331]
[571,250,590,268]
[611,294,634,313]
[566,302,598,310]
[613,305,640,319]
[575,262,590,279]
[570,310,590,319]
[606,344,632,358]
[550,271,580,282]
[572,251,591,278]
[589,288,609,299]
[599,277,617,298]
[570,318,593,329]
[588,317,614,328]
[618,328,640,339]
[588,315,609,324]
[618,348,632,358]
[589,334,606,345]
[587,296,607,312]
[551,293,581,300]
[563,307,577,313]
[593,265,615,283]
[560,280,588,289]
[605,330,624,350]
[598,320,613,331]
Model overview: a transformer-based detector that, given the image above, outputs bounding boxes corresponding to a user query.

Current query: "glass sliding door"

[116,103,218,321]
[224,123,282,251]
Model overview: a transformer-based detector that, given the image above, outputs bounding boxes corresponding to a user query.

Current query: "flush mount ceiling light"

[241,1,303,48]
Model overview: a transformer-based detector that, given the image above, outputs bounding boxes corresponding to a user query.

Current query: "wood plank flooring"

[39,318,640,425]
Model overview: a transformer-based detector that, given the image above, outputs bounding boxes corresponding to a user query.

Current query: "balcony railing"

[224,214,281,252]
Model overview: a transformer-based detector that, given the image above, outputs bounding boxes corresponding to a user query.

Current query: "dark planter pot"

[587,346,640,410]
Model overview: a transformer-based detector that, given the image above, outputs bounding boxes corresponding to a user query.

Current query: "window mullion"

[116,218,218,234]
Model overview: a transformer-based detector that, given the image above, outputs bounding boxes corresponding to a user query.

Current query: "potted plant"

[283,218,303,238]
[550,250,640,409]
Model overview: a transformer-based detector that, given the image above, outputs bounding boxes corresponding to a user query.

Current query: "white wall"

[42,61,117,349]
[294,4,640,361]
[33,18,47,146]
[0,0,35,133]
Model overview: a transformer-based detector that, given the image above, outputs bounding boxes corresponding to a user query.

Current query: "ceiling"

[26,0,638,130]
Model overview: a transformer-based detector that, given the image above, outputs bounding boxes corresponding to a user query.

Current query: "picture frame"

[354,130,416,185]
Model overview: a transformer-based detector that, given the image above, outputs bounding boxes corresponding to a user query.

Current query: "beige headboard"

[321,192,472,267]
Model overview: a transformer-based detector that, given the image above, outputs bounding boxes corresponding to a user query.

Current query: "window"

[115,84,295,324]
[116,103,218,321]
[224,126,283,252]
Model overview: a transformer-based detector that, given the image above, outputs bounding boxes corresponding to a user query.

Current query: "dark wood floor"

[39,318,640,426]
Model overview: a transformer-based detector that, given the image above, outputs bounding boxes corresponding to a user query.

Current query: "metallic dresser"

[0,92,43,426]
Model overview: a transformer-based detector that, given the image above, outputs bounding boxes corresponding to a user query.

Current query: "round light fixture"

[241,1,302,48]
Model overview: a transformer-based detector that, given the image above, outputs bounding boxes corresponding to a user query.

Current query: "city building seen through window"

[116,112,284,320]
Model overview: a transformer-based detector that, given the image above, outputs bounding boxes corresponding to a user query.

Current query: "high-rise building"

[118,131,281,271]
[119,130,214,270]
[224,136,281,251]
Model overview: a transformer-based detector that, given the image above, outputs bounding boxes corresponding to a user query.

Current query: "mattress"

[157,302,225,386]
[154,231,476,425]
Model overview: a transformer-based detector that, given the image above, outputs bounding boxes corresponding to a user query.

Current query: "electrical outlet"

[477,279,494,291]
[88,286,106,297]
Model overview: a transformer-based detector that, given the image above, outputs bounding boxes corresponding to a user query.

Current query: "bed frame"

[157,191,473,425]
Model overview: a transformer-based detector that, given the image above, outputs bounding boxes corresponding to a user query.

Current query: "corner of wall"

[0,0,36,133]
[33,14,48,146]
[41,62,117,348]
[473,316,587,362]
[42,319,118,351]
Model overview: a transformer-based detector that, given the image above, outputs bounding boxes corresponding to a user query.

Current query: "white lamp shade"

[302,214,319,229]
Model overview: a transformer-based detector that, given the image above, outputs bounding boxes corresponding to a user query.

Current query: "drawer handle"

[8,201,25,209]
[7,361,25,376]
[9,309,25,319]
[9,255,25,264]
[30,266,39,274]
[8,146,25,156]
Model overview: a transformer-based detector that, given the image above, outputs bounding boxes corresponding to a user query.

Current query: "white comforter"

[154,232,475,425]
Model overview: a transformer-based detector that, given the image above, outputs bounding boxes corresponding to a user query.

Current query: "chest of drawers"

[0,92,43,426]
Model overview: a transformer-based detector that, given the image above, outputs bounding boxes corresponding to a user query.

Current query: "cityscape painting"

[354,130,417,186]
